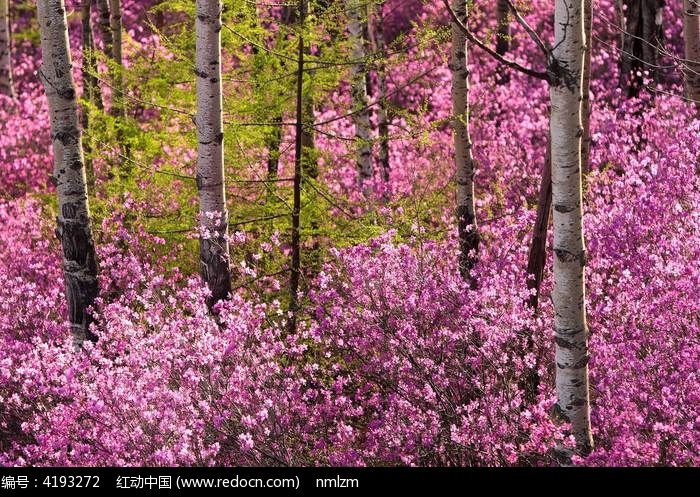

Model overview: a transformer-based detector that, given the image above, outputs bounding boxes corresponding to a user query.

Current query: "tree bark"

[496,0,510,56]
[683,0,700,108]
[0,0,14,98]
[195,0,231,308]
[38,0,100,347]
[451,0,479,281]
[619,0,665,98]
[95,0,112,56]
[550,0,593,457]
[81,0,102,110]
[581,0,592,172]
[345,0,373,192]
[526,136,551,311]
[371,1,391,188]
[81,0,100,193]
[108,0,124,117]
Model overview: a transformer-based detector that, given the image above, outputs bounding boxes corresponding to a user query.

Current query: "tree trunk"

[81,0,102,110]
[550,0,593,457]
[95,0,112,56]
[289,0,306,333]
[496,0,510,56]
[371,1,391,188]
[683,0,700,108]
[195,0,231,308]
[37,0,100,347]
[619,0,665,98]
[451,0,479,281]
[581,0,592,172]
[108,0,124,117]
[0,0,13,98]
[346,0,373,192]
[81,0,100,193]
[526,136,551,311]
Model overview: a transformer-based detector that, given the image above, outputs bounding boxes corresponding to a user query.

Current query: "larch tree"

[0,0,14,98]
[345,0,373,192]
[619,0,665,97]
[195,0,231,308]
[550,0,594,456]
[684,0,700,108]
[37,0,100,347]
[451,0,479,280]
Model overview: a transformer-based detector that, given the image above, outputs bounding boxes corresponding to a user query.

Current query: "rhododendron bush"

[0,0,698,467]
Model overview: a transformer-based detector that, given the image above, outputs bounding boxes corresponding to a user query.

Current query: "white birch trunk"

[345,0,373,191]
[684,0,700,108]
[0,0,14,97]
[451,0,479,279]
[550,0,593,456]
[37,0,99,347]
[195,0,231,307]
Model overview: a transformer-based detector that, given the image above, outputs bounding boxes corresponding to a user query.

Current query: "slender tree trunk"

[289,0,306,333]
[496,0,510,56]
[266,116,282,179]
[346,0,373,192]
[195,0,231,308]
[108,0,124,117]
[371,1,391,188]
[619,0,665,97]
[38,0,99,347]
[0,0,14,98]
[683,0,700,108]
[95,0,112,56]
[550,0,593,457]
[451,0,479,281]
[81,0,102,110]
[581,0,592,172]
[526,136,551,311]
[81,0,100,193]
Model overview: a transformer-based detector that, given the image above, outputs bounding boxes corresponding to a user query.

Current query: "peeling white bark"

[37,0,99,347]
[451,0,478,279]
[195,0,231,306]
[550,0,594,456]
[684,0,700,108]
[0,0,14,97]
[345,0,373,191]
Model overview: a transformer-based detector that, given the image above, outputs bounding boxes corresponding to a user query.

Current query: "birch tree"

[581,0,592,171]
[346,0,373,191]
[451,0,479,280]
[37,0,99,347]
[684,0,700,108]
[0,0,14,98]
[195,0,231,307]
[550,0,594,456]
